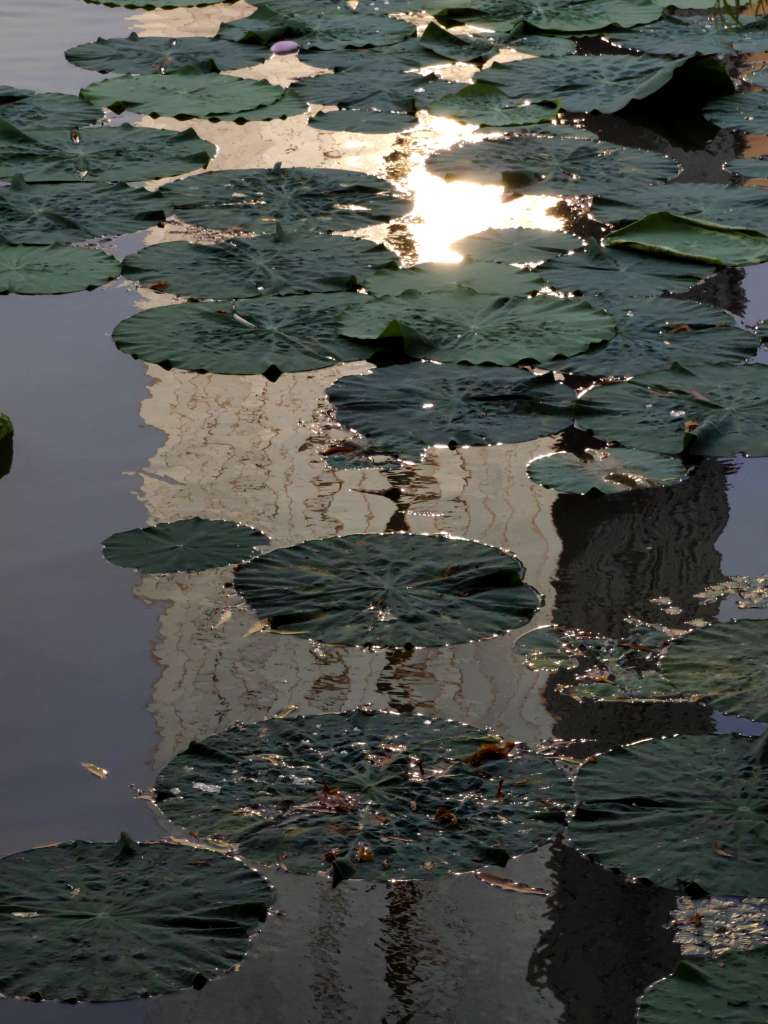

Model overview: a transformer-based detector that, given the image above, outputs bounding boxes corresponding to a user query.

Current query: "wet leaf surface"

[0,244,119,294]
[103,517,267,573]
[527,448,687,494]
[606,212,768,266]
[364,261,542,297]
[593,182,768,235]
[0,90,101,130]
[66,33,269,74]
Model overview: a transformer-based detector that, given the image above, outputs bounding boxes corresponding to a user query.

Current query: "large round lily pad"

[364,261,542,297]
[159,166,411,233]
[112,294,377,375]
[570,734,768,896]
[120,233,396,299]
[0,91,101,131]
[234,533,541,647]
[0,177,165,245]
[154,710,570,880]
[576,365,768,457]
[66,34,268,74]
[219,6,416,49]
[103,518,267,573]
[0,244,119,295]
[610,14,768,57]
[0,834,271,1002]
[593,183,768,235]
[638,949,768,1023]
[606,212,768,266]
[527,448,687,494]
[425,83,558,128]
[523,0,670,32]
[338,290,615,366]
[454,228,582,265]
[0,121,214,183]
[307,109,415,135]
[328,362,577,461]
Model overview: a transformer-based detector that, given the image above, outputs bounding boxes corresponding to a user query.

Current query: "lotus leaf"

[308,109,416,133]
[85,0,237,6]
[0,120,214,183]
[606,212,768,266]
[571,733,768,895]
[705,89,768,135]
[0,835,271,1002]
[639,949,768,1023]
[364,261,542,296]
[155,710,570,880]
[219,6,416,49]
[0,91,101,130]
[81,70,298,121]
[328,362,577,460]
[426,83,558,127]
[593,182,768,236]
[0,177,165,244]
[515,623,667,676]
[609,14,768,57]
[0,415,12,444]
[216,4,306,45]
[234,533,541,646]
[524,0,664,31]
[514,626,579,671]
[0,244,119,294]
[576,364,768,456]
[338,290,615,365]
[113,294,381,375]
[511,35,577,57]
[727,157,768,179]
[66,33,268,74]
[454,228,582,265]
[293,66,427,112]
[120,233,396,299]
[159,165,411,233]
[417,22,495,62]
[527,448,687,494]
[103,517,267,573]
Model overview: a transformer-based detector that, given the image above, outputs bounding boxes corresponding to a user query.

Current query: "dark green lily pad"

[159,165,411,233]
[576,364,768,456]
[524,0,668,32]
[65,33,269,74]
[727,156,768,179]
[0,414,12,444]
[120,233,396,299]
[606,212,768,266]
[103,518,267,572]
[0,177,165,244]
[639,949,768,1024]
[454,228,582,264]
[527,448,687,494]
[234,533,541,647]
[705,89,768,135]
[0,121,214,183]
[293,65,427,112]
[364,261,542,296]
[571,733,768,895]
[0,91,101,130]
[515,623,668,678]
[328,362,577,461]
[338,289,615,365]
[308,109,416,134]
[219,5,416,49]
[593,183,768,235]
[112,294,379,375]
[511,35,577,56]
[426,83,557,127]
[215,4,305,45]
[610,14,768,57]
[155,711,570,881]
[416,21,495,61]
[0,834,271,1002]
[0,244,119,294]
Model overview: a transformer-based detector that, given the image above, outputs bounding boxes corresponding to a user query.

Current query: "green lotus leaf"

[426,82,558,127]
[511,35,577,56]
[417,21,495,61]
[216,4,306,44]
[514,625,580,671]
[308,109,416,133]
[0,90,101,130]
[294,66,426,112]
[609,14,768,57]
[541,240,709,316]
[0,244,119,294]
[113,294,380,375]
[120,233,396,299]
[0,835,271,1002]
[0,414,12,444]
[527,448,687,494]
[155,710,571,880]
[0,120,214,183]
[219,5,416,49]
[606,212,768,266]
[639,949,768,1023]
[570,733,768,895]
[593,182,768,235]
[524,0,668,32]
[85,0,237,7]
[576,364,768,456]
[726,156,768,179]
[328,362,577,460]
[0,177,165,244]
[515,623,668,681]
[159,165,411,232]
[81,70,298,121]
[705,89,768,135]
[103,517,267,573]
[339,289,615,365]
[66,33,268,74]
[234,533,541,647]
[454,228,583,266]
[364,261,542,296]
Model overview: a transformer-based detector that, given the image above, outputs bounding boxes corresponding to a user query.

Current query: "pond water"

[0,1,767,1021]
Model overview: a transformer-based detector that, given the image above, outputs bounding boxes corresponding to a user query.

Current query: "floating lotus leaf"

[511,35,577,56]
[234,533,541,646]
[527,448,687,494]
[727,156,768,179]
[219,6,416,49]
[216,4,305,44]
[293,66,427,112]
[576,364,768,456]
[426,83,558,127]
[0,91,101,130]
[120,233,396,299]
[524,0,664,31]
[454,228,582,264]
[81,70,298,121]
[364,261,542,296]
[308,109,416,134]
[155,711,570,881]
[610,14,768,57]
[541,240,708,316]
[85,0,237,6]
[328,362,577,460]
[571,733,768,895]
[113,294,380,375]
[0,121,214,183]
[0,834,271,1002]
[0,244,119,294]
[338,289,615,365]
[0,177,165,244]
[415,22,495,62]
[705,89,768,135]
[103,517,267,573]
[66,33,268,74]
[514,626,579,671]
[606,212,768,266]
[639,949,768,1023]
[0,414,12,444]
[593,183,768,235]
[159,166,411,233]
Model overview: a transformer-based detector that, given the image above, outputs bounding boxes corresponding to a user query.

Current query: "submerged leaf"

[0,244,119,294]
[103,518,267,573]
